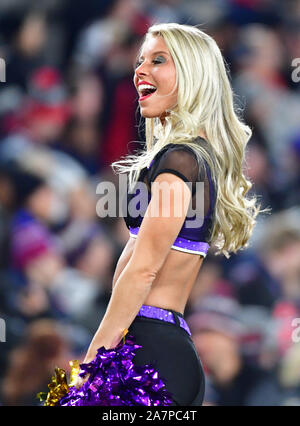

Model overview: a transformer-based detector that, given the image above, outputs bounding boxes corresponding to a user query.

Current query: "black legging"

[128,308,205,406]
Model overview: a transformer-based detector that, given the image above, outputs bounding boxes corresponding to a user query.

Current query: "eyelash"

[135,58,164,69]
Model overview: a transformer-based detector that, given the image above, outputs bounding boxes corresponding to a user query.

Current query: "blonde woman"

[55,23,262,407]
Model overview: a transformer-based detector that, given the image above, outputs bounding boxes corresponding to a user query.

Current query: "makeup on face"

[133,35,177,119]
[137,80,157,101]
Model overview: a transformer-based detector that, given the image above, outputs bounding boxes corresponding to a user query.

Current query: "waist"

[136,304,191,336]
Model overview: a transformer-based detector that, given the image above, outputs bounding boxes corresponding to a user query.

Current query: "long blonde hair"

[111,22,268,258]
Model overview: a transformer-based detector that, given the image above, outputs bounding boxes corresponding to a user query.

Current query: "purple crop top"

[122,137,217,257]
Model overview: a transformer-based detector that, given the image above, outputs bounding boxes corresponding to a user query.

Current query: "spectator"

[0,319,74,406]
[0,0,300,406]
[187,296,272,406]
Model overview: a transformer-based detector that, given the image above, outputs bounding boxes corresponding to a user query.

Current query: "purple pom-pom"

[58,334,173,406]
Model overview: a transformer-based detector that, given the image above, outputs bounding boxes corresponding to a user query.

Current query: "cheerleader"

[52,22,263,407]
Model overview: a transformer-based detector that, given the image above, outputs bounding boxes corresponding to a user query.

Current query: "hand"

[72,336,124,390]
[71,348,99,390]
[82,351,97,366]
[72,369,90,390]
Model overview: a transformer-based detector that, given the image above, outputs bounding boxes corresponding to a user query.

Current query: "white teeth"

[138,84,157,93]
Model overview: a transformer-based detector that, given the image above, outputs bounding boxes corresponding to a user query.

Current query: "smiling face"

[133,34,178,123]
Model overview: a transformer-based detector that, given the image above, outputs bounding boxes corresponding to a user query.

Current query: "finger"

[74,373,90,389]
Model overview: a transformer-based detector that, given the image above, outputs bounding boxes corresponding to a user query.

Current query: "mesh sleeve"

[147,145,213,217]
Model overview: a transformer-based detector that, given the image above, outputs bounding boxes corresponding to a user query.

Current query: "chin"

[140,111,159,119]
[140,108,165,119]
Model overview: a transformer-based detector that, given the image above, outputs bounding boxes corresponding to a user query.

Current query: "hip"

[128,306,205,405]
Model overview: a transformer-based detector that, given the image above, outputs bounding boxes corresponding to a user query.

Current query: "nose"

[135,61,149,78]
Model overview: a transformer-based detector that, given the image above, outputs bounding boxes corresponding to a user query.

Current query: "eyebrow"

[138,51,169,60]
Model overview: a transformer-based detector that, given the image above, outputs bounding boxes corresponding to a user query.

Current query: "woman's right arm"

[82,173,192,360]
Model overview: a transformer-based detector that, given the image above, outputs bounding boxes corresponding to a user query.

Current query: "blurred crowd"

[0,0,300,406]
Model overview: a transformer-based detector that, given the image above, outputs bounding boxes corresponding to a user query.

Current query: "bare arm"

[83,173,192,363]
[111,237,135,291]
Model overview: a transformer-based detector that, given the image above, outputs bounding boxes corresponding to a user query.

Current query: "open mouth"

[139,86,157,101]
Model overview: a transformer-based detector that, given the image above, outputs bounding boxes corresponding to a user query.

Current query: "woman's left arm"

[83,173,192,363]
[83,263,154,362]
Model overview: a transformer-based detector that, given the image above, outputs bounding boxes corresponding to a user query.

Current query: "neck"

[159,115,207,140]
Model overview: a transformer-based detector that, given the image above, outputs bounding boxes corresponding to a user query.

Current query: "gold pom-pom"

[37,360,80,406]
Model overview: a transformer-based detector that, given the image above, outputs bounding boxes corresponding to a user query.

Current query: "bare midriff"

[111,235,204,316]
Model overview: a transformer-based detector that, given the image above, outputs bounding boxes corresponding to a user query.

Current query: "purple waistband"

[129,226,209,256]
[136,304,191,336]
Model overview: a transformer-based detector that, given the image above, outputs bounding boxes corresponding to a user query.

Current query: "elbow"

[135,269,157,287]
[126,260,158,287]
[142,270,157,286]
